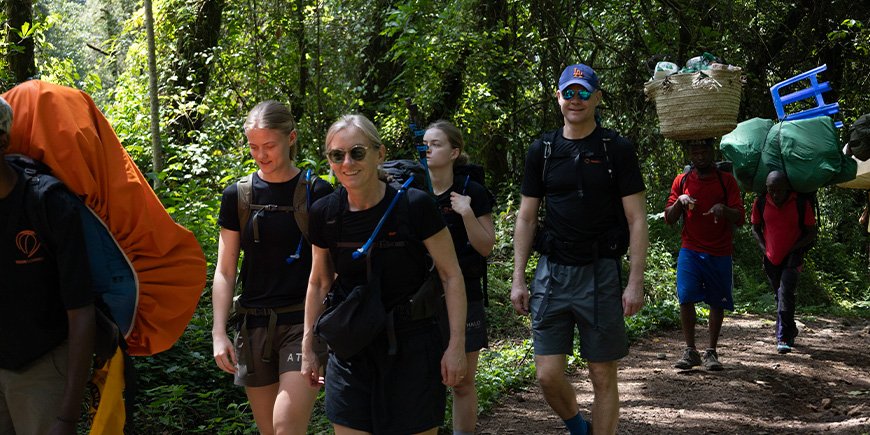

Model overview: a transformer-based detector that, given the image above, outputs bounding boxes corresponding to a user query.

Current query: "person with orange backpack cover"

[0,96,95,434]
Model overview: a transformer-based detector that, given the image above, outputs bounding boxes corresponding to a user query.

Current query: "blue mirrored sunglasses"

[562,89,593,101]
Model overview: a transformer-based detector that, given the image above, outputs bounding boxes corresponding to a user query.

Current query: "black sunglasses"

[562,89,593,101]
[327,144,369,164]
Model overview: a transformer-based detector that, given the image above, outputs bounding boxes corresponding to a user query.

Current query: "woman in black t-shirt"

[212,100,332,435]
[301,114,468,435]
[424,120,495,435]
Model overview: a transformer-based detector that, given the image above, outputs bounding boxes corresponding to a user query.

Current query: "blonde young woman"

[424,120,495,435]
[301,114,467,435]
[212,101,332,435]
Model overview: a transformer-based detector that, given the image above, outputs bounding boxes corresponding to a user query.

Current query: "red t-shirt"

[666,169,745,256]
[750,192,816,266]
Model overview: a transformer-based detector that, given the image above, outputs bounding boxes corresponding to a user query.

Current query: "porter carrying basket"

[644,68,743,140]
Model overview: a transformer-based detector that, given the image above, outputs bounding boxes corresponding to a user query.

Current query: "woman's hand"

[212,331,238,374]
[300,346,324,388]
[441,343,468,387]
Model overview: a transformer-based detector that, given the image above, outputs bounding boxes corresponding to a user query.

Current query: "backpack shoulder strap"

[714,168,728,201]
[540,129,560,187]
[293,170,312,240]
[755,193,767,227]
[236,173,254,232]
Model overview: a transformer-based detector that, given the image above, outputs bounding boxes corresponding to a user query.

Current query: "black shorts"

[324,320,446,434]
[465,299,489,353]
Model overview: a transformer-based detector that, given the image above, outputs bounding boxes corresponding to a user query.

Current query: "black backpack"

[381,159,431,193]
[236,169,313,244]
[539,128,630,259]
[754,191,819,240]
[6,155,130,363]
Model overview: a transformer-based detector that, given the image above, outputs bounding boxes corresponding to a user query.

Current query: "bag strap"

[238,171,312,244]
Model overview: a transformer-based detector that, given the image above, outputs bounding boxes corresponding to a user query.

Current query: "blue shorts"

[529,256,628,362]
[676,248,734,310]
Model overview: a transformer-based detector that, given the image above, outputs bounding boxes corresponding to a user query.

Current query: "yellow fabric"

[89,348,126,434]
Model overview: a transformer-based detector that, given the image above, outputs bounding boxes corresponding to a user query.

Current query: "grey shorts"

[529,255,628,362]
[234,322,327,387]
[465,299,489,353]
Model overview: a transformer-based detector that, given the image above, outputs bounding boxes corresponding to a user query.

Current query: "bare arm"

[301,245,335,387]
[212,228,240,374]
[664,195,690,225]
[751,224,766,252]
[622,192,648,317]
[511,195,541,315]
[450,192,496,256]
[52,305,95,431]
[423,228,467,387]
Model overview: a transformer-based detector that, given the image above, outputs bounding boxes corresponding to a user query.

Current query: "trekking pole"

[405,98,433,193]
[352,176,415,260]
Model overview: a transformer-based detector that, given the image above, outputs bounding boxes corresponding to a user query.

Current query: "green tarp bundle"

[720,116,856,193]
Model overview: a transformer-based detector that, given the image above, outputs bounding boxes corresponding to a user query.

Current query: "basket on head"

[644,68,744,140]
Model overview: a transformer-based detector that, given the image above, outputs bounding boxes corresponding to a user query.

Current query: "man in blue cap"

[511,63,648,434]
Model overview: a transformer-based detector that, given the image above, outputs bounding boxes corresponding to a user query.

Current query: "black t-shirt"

[218,171,333,308]
[309,184,446,309]
[0,166,92,369]
[436,175,493,301]
[521,126,645,244]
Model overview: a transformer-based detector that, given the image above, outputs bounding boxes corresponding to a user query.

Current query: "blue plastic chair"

[770,64,843,128]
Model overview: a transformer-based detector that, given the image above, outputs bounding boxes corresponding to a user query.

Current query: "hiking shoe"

[702,348,723,371]
[674,347,702,369]
[777,342,793,354]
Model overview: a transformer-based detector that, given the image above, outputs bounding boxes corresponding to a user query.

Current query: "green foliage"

[7,0,870,431]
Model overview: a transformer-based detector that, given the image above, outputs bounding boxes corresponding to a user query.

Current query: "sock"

[564,412,590,435]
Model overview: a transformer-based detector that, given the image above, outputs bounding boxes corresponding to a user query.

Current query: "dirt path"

[477,314,870,434]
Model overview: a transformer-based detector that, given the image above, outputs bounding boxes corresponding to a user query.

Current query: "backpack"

[679,162,732,201]
[236,169,312,244]
[754,191,819,240]
[7,155,132,359]
[539,128,630,259]
[381,159,431,193]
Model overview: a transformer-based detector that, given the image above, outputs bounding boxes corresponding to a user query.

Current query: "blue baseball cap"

[558,64,599,92]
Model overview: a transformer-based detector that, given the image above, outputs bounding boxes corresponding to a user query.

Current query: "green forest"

[3,0,870,432]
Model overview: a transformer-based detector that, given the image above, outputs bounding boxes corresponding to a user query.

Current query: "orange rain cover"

[2,80,205,356]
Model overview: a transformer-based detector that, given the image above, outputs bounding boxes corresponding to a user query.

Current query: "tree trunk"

[144,0,163,188]
[293,0,308,122]
[475,0,513,186]
[6,0,36,84]
[167,0,225,147]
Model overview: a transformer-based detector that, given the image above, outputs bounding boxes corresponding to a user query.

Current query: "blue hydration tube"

[286,169,312,264]
[352,175,415,260]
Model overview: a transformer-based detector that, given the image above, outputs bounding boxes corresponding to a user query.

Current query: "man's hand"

[622,282,644,317]
[511,278,530,315]
[678,194,696,209]
[704,203,726,223]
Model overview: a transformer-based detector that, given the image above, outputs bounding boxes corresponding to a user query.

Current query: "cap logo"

[573,68,584,78]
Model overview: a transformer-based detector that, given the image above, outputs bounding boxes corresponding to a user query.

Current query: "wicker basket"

[644,68,744,141]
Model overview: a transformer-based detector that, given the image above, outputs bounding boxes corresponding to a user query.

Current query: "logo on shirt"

[15,230,44,264]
